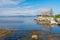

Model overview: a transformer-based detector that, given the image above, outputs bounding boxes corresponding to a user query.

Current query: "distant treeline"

[0,16,36,17]
[37,14,60,18]
[54,14,60,18]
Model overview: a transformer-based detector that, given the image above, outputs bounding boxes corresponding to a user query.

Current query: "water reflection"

[0,17,60,40]
[35,20,60,34]
[58,24,60,26]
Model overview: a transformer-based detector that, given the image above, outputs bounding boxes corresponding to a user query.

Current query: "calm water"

[0,16,60,40]
[0,16,40,30]
[0,16,60,33]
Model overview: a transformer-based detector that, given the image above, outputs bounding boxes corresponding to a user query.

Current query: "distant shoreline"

[0,16,36,17]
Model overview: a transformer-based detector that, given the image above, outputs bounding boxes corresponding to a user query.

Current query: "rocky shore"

[0,29,13,39]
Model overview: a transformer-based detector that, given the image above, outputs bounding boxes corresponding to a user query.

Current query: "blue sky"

[0,0,60,16]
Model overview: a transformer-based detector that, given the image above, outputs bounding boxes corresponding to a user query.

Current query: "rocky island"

[35,8,60,25]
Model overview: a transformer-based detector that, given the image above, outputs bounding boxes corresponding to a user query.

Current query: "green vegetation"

[41,14,60,18]
[54,14,60,18]
[41,15,54,18]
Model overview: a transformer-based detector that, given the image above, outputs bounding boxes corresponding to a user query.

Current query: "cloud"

[0,7,41,16]
[23,6,32,9]
[0,0,40,16]
[0,0,25,6]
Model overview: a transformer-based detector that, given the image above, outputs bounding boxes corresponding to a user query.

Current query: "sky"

[0,0,60,16]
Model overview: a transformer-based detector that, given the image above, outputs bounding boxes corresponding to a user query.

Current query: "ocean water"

[0,16,60,40]
[0,16,60,32]
[0,16,41,30]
